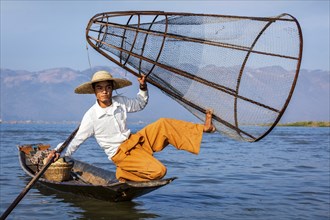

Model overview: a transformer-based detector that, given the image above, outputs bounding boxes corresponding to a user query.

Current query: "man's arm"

[138,74,147,91]
[52,110,94,161]
[121,75,149,112]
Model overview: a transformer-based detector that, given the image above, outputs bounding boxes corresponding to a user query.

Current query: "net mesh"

[86,11,303,142]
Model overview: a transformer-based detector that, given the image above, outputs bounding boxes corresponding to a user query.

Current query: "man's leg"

[137,118,204,155]
[114,144,167,182]
[113,111,215,182]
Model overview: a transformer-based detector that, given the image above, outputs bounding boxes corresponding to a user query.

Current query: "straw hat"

[74,70,132,94]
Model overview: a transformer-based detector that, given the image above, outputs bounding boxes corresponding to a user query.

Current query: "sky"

[1,0,329,72]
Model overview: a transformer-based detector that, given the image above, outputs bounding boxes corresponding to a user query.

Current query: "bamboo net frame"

[86,11,303,142]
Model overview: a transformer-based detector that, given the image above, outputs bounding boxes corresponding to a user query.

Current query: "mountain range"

[1,66,329,124]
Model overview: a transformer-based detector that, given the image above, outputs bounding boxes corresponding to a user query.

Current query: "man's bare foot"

[203,109,216,133]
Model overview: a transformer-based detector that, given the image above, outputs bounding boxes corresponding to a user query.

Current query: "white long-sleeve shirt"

[58,89,148,159]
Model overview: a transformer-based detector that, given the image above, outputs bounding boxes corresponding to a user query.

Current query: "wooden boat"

[18,144,176,202]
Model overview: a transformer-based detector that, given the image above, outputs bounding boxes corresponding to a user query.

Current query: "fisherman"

[52,70,215,182]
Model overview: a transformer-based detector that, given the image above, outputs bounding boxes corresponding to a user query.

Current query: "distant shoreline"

[0,120,79,125]
[276,121,330,127]
[1,120,329,127]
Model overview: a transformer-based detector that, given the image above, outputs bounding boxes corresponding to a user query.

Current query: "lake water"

[0,123,329,219]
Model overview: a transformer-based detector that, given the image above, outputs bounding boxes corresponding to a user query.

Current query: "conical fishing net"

[86,11,303,142]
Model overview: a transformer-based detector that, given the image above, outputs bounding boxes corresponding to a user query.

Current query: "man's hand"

[138,74,147,91]
[45,150,61,164]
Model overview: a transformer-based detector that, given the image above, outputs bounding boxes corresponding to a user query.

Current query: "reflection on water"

[35,184,159,219]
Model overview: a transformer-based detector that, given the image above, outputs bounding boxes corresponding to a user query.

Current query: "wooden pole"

[0,126,79,220]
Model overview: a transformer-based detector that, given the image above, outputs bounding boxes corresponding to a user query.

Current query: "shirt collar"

[95,99,120,119]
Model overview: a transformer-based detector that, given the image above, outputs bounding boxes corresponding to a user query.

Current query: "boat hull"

[18,144,176,202]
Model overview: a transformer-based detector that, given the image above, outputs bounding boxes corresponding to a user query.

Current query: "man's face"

[94,81,113,107]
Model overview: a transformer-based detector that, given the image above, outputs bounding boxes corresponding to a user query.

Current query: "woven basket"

[43,160,74,182]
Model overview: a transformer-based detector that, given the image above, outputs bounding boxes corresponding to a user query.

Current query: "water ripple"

[0,124,329,219]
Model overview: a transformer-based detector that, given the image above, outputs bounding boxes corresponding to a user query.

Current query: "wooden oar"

[0,126,80,220]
